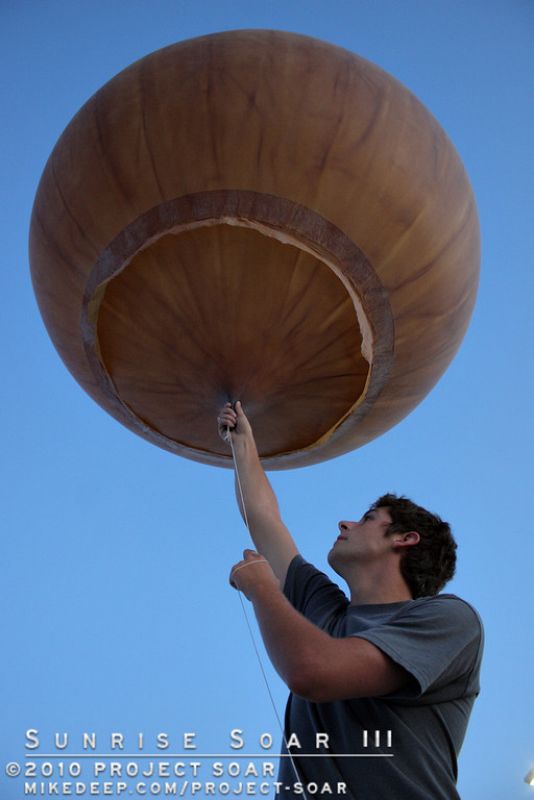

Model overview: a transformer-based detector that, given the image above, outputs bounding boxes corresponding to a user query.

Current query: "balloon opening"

[81,190,392,467]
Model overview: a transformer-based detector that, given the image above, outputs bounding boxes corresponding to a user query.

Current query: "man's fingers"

[217,402,247,441]
[218,411,236,424]
[229,551,262,588]
[229,569,238,589]
[217,405,237,442]
[218,416,236,428]
[229,560,245,589]
[230,557,268,588]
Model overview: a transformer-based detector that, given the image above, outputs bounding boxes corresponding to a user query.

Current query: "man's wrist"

[249,577,284,605]
[232,432,256,457]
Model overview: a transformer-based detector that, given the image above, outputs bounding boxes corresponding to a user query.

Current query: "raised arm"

[218,401,298,586]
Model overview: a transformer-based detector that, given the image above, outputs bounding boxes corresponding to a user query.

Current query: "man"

[218,401,483,799]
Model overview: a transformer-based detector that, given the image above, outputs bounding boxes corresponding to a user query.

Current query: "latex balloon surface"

[30,30,480,468]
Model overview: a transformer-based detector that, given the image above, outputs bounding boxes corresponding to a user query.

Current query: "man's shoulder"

[400,592,483,637]
[415,592,481,616]
[355,592,484,700]
[285,554,337,588]
[284,554,347,619]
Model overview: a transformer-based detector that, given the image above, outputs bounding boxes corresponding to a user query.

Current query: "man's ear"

[392,530,420,550]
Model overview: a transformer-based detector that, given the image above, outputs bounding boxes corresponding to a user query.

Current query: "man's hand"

[230,549,280,601]
[217,401,253,444]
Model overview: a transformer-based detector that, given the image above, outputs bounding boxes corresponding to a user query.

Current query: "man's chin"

[327,547,342,572]
[329,547,352,582]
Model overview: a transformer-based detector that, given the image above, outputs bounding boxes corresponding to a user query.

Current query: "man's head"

[372,494,457,597]
[328,494,457,598]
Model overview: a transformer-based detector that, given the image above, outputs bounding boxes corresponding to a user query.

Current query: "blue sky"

[1,1,533,798]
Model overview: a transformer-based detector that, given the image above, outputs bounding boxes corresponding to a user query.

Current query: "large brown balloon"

[29,30,479,469]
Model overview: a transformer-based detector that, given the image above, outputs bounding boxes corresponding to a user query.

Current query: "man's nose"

[339,520,360,532]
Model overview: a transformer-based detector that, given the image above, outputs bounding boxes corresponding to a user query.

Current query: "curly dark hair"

[370,494,457,598]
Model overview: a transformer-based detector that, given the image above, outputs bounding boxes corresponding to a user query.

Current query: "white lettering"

[259,732,273,749]
[230,728,244,749]
[183,732,196,749]
[54,733,68,750]
[25,729,39,750]
[157,733,169,749]
[83,733,97,750]
[111,733,124,750]
[286,733,302,749]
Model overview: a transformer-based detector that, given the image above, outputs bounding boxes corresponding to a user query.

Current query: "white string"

[228,429,309,799]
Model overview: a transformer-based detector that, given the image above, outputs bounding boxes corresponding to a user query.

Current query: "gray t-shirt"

[278,555,483,799]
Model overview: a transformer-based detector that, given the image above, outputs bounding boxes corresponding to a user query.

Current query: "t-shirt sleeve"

[354,595,484,703]
[283,554,347,626]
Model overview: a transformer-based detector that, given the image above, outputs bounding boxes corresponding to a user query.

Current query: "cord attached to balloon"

[227,423,308,800]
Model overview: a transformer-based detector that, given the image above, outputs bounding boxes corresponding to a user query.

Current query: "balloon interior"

[29,30,480,469]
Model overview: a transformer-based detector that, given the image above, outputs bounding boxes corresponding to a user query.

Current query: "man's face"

[327,506,394,572]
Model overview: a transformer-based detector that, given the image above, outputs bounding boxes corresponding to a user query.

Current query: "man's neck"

[344,562,413,605]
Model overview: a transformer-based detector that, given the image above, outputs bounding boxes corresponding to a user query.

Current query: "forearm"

[231,434,298,582]
[232,434,281,523]
[218,401,298,584]
[249,582,331,699]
